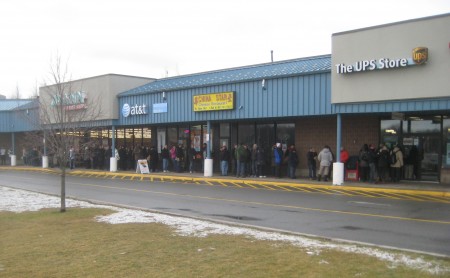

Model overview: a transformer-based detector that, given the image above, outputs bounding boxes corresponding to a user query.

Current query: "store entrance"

[403,134,440,182]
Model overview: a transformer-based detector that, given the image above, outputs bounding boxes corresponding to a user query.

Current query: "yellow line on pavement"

[365,191,403,200]
[310,187,333,195]
[328,189,358,196]
[242,183,259,189]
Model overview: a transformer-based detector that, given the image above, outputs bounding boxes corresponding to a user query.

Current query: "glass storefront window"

[409,118,441,133]
[276,123,295,152]
[178,126,189,148]
[157,127,166,152]
[191,125,202,152]
[257,123,274,150]
[167,127,177,148]
[142,128,151,146]
[219,123,230,149]
[381,120,400,149]
[238,124,255,146]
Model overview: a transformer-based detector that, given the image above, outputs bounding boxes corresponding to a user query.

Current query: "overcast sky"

[1,0,449,98]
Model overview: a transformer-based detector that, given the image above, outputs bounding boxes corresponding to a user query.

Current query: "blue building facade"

[1,14,449,182]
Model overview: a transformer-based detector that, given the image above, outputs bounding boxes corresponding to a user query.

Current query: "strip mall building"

[1,13,449,183]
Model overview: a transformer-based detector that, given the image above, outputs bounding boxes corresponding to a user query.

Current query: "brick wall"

[295,115,380,176]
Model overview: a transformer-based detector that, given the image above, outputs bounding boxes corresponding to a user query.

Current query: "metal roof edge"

[119,55,332,97]
[39,73,156,90]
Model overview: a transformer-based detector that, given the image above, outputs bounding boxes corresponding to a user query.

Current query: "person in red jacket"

[340,147,349,164]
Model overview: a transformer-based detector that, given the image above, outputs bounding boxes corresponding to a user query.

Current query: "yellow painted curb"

[1,166,449,198]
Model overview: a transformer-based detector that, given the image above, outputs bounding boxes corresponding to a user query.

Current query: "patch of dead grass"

[1,208,449,277]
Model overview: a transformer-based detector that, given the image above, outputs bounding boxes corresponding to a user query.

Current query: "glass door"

[403,135,440,182]
[419,135,440,182]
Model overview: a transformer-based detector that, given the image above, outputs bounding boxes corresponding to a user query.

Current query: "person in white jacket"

[317,145,333,181]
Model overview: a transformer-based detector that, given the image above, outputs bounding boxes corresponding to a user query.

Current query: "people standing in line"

[390,145,404,182]
[287,145,299,179]
[83,146,91,169]
[273,143,283,178]
[235,143,247,178]
[256,146,265,178]
[231,144,238,176]
[133,145,141,170]
[376,144,390,183]
[127,146,134,170]
[104,145,111,170]
[340,147,349,166]
[306,147,317,180]
[92,144,100,169]
[368,144,378,183]
[170,145,177,172]
[245,144,252,176]
[317,145,333,181]
[161,145,170,173]
[149,146,159,173]
[358,144,370,182]
[250,144,258,177]
[22,147,28,166]
[202,143,207,171]
[69,146,76,169]
[175,144,184,173]
[114,147,120,165]
[219,145,230,176]
[98,145,105,170]
[188,144,196,173]
[0,146,6,165]
[408,145,421,180]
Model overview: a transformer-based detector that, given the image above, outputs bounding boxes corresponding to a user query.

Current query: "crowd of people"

[12,140,420,183]
[0,146,12,165]
[352,143,419,183]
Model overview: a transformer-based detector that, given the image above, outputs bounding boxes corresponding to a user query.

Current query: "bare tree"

[15,83,21,99]
[36,54,103,212]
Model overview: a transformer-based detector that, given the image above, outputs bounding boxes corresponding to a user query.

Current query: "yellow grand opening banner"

[193,92,235,112]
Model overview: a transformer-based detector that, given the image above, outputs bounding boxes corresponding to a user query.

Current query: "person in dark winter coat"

[251,144,258,177]
[287,145,299,179]
[306,147,317,180]
[219,145,230,176]
[359,144,370,182]
[161,145,170,172]
[376,144,390,183]
[256,146,265,178]
[368,144,377,183]
[235,143,248,178]
[149,146,159,172]
[188,144,196,173]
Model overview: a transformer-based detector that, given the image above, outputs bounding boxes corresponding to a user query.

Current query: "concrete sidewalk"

[2,165,449,195]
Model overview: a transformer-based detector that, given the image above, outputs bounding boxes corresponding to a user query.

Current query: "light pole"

[10,124,16,166]
[42,131,48,168]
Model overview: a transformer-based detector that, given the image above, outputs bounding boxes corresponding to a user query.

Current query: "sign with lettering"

[136,159,150,174]
[51,91,88,111]
[335,47,428,74]
[193,92,235,112]
[122,103,148,117]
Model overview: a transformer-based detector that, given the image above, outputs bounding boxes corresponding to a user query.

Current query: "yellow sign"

[193,92,235,112]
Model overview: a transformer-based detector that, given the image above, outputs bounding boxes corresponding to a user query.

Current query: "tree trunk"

[60,167,66,212]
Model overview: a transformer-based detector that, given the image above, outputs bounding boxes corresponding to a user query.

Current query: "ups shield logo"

[412,47,428,65]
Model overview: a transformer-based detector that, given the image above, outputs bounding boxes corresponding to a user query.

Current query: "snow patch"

[1,186,448,275]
